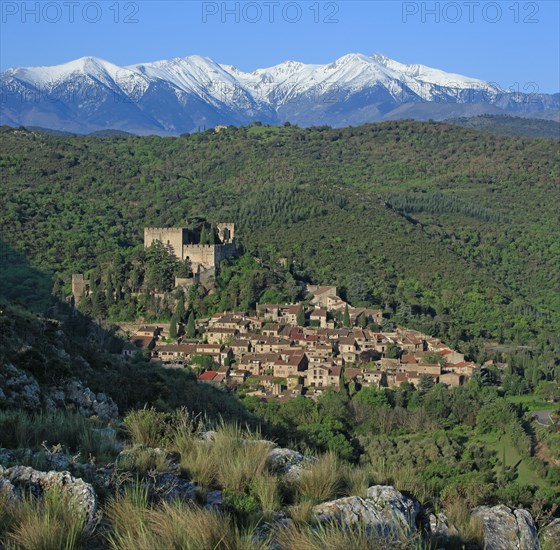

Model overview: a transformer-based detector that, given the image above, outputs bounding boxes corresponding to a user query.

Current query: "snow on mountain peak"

[2,52,508,114]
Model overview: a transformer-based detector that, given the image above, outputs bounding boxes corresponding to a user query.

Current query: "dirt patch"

[535,442,560,467]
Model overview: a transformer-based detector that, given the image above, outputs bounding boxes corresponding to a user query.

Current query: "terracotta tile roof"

[198,371,218,381]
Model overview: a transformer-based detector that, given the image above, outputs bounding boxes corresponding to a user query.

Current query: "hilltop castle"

[143,222,236,275]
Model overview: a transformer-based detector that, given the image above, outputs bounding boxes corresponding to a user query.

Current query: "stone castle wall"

[71,274,90,305]
[183,243,236,269]
[144,224,236,271]
[144,227,188,259]
[216,223,235,244]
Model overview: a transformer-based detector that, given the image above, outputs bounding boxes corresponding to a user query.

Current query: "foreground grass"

[105,486,268,550]
[0,488,87,550]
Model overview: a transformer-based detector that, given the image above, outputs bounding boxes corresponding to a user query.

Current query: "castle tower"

[144,227,189,259]
[216,223,235,244]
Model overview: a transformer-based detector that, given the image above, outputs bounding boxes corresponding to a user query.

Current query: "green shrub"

[122,408,171,447]
[116,445,169,474]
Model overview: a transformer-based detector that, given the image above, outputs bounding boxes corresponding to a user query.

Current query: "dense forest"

[447,115,560,138]
[0,120,559,361]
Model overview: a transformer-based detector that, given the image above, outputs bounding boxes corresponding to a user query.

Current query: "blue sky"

[1,1,558,92]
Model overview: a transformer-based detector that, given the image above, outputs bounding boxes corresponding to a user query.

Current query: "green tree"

[418,374,435,394]
[343,304,351,328]
[144,241,178,292]
[296,303,305,326]
[169,316,178,339]
[385,343,399,359]
[186,311,196,338]
[175,293,185,323]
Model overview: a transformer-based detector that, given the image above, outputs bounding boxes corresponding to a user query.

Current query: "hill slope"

[447,114,560,138]
[0,121,558,354]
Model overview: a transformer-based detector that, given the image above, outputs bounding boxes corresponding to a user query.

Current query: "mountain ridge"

[2,53,558,134]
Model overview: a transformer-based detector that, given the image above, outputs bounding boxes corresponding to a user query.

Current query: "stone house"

[272,352,308,378]
[230,339,251,357]
[439,372,465,386]
[307,285,338,308]
[155,343,197,362]
[339,337,358,364]
[306,365,342,390]
[362,369,387,387]
[206,327,238,345]
[310,308,328,328]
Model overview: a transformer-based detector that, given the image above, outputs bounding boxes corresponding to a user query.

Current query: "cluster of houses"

[122,286,477,401]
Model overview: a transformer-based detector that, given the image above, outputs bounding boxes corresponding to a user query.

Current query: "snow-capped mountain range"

[1,53,558,134]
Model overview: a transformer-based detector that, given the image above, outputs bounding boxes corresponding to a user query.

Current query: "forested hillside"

[447,115,560,138]
[0,121,559,359]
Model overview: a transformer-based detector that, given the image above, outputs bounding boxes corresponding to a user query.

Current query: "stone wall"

[71,274,90,305]
[216,223,235,244]
[144,227,188,259]
[183,243,236,271]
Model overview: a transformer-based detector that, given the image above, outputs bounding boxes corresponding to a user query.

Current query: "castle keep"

[144,222,236,275]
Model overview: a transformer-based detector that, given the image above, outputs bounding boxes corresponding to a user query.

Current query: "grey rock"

[21,383,41,408]
[0,477,16,502]
[148,473,197,503]
[312,486,420,540]
[49,388,66,402]
[429,512,449,539]
[205,489,223,510]
[0,465,98,531]
[472,505,538,550]
[47,451,71,470]
[541,518,560,548]
[0,448,16,466]
[366,485,421,523]
[63,380,118,421]
[44,397,57,411]
[56,348,70,360]
[267,447,317,482]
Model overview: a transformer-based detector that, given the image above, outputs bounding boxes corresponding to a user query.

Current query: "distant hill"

[22,126,133,138]
[447,114,560,138]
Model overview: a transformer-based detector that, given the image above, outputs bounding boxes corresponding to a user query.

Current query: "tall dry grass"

[105,485,268,550]
[296,452,344,503]
[0,487,86,550]
[173,422,274,494]
[274,521,422,550]
[444,497,485,548]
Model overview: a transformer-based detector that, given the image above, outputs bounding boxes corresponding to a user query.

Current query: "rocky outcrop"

[54,380,119,421]
[0,465,99,531]
[0,363,118,420]
[267,447,317,482]
[312,485,420,540]
[205,489,223,508]
[428,511,459,542]
[0,363,41,409]
[472,505,539,550]
[147,472,197,503]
